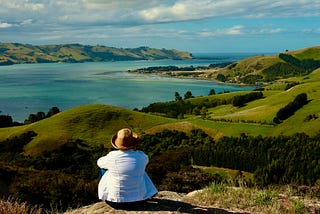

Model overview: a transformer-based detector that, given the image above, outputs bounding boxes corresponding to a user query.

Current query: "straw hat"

[111,128,139,150]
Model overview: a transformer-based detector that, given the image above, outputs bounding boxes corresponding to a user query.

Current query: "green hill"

[0,105,179,155]
[214,46,320,84]
[0,43,192,65]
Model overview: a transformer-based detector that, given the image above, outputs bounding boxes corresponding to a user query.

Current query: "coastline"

[128,68,258,87]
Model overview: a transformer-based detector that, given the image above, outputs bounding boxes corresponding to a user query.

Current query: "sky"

[0,0,319,53]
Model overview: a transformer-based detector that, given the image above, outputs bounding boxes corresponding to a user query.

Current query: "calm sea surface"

[0,55,256,122]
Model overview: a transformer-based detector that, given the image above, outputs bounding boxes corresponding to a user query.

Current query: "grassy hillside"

[0,105,178,155]
[213,46,320,84]
[0,43,192,65]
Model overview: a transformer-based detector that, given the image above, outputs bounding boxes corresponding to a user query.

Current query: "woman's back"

[98,150,157,202]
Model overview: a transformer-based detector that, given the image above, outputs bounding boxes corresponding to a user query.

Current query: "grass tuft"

[0,198,44,214]
[194,182,313,213]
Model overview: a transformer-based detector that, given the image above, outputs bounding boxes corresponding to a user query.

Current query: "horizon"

[0,1,319,53]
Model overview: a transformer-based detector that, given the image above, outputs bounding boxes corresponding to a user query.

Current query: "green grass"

[193,165,254,182]
[188,118,273,137]
[201,74,320,134]
[0,104,176,155]
[293,46,320,60]
[194,183,312,213]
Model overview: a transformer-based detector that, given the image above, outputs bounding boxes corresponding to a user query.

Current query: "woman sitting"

[97,128,158,209]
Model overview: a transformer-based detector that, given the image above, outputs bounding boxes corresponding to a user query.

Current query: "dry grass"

[0,198,44,214]
[194,182,320,214]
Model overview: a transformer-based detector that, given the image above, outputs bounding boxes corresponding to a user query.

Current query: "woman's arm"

[97,155,110,169]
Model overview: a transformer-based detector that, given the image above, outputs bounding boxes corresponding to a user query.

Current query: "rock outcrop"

[65,191,247,214]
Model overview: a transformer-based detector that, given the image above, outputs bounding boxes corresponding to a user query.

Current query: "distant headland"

[0,43,192,65]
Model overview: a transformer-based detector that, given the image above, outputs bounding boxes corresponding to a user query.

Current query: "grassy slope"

[217,46,320,82]
[200,67,320,134]
[0,105,176,155]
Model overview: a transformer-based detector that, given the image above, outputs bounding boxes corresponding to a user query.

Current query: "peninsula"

[0,43,192,65]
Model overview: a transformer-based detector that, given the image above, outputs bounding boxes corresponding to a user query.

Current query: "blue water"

[0,57,255,122]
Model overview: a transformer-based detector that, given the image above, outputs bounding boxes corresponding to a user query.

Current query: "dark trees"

[208,89,216,95]
[184,91,194,100]
[0,115,13,128]
[174,92,182,101]
[232,92,263,107]
[274,93,308,123]
[24,107,60,124]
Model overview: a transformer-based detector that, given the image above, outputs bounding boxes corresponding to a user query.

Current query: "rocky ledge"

[65,191,247,214]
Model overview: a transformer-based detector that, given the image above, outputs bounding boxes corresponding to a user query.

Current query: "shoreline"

[128,68,259,87]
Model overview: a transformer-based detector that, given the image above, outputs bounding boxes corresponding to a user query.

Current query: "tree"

[208,89,216,95]
[25,114,37,124]
[24,112,45,124]
[174,92,182,101]
[184,91,194,100]
[0,115,13,127]
[47,106,60,117]
[36,112,46,121]
[232,95,245,107]
[216,73,227,82]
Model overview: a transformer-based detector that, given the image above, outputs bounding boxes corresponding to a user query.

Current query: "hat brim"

[111,132,139,150]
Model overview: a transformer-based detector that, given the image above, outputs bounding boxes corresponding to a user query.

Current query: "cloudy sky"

[0,0,319,53]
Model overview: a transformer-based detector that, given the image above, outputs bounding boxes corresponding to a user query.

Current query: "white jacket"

[97,150,158,202]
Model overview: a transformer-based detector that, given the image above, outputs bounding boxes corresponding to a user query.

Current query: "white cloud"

[0,0,319,51]
[302,28,320,34]
[138,0,320,23]
[0,1,44,11]
[268,28,284,33]
[21,19,33,26]
[0,22,12,28]
[198,25,286,38]
[0,0,319,27]
[226,25,244,35]
[81,0,157,10]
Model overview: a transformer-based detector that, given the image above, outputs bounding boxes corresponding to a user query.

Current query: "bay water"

[0,55,256,122]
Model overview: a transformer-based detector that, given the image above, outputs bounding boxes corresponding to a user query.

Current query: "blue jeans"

[98,168,107,179]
